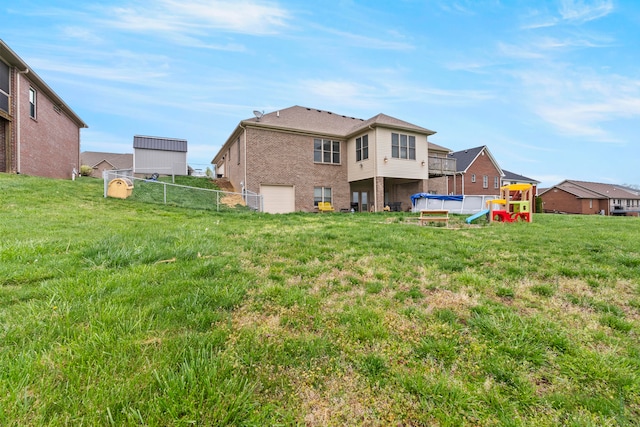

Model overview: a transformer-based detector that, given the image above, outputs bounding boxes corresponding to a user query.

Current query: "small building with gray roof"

[133,135,187,176]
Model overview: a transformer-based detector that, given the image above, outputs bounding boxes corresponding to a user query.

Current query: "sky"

[3,0,640,188]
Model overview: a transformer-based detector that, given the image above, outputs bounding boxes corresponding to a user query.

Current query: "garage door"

[261,185,295,214]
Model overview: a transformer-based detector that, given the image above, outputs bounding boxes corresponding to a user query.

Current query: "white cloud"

[559,0,614,23]
[102,0,291,37]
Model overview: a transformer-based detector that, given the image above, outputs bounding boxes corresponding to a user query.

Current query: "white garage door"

[261,185,295,214]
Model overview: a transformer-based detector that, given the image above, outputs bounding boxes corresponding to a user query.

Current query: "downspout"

[239,123,247,197]
[16,67,30,173]
[369,125,377,212]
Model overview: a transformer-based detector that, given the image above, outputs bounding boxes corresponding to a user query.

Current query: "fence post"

[163,183,167,204]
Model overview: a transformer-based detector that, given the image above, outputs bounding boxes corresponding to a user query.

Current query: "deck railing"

[428,156,456,176]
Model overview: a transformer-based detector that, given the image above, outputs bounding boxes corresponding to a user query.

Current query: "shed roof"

[133,135,187,152]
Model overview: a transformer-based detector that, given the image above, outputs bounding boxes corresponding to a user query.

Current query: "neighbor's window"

[391,133,416,160]
[356,135,369,161]
[314,138,340,164]
[494,177,499,189]
[483,175,488,188]
[29,87,37,119]
[314,187,332,206]
[471,174,476,183]
[0,60,9,113]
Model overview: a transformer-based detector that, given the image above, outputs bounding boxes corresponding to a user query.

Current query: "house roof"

[0,39,87,128]
[240,106,436,139]
[502,169,540,184]
[133,135,187,152]
[213,105,443,163]
[448,145,503,175]
[541,180,640,199]
[81,151,133,169]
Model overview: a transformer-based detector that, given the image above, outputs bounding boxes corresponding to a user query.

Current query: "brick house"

[211,106,456,213]
[446,145,503,195]
[539,180,640,216]
[81,151,133,178]
[1,40,87,179]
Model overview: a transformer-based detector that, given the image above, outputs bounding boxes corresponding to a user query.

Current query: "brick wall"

[448,151,501,195]
[246,127,350,212]
[540,188,608,214]
[18,73,80,179]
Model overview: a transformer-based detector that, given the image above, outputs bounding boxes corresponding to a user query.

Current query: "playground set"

[465,183,534,224]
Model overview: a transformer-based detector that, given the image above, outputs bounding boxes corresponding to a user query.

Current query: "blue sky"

[4,0,639,188]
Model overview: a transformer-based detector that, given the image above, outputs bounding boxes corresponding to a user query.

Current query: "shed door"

[261,185,295,214]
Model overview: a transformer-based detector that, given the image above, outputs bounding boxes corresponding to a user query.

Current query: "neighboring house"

[539,180,640,216]
[502,170,540,195]
[133,135,187,176]
[211,106,456,213]
[447,145,503,195]
[81,151,133,178]
[0,39,87,179]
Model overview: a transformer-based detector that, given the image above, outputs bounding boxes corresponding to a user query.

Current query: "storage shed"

[133,135,187,176]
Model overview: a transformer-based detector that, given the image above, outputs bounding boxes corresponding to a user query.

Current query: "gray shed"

[133,135,188,176]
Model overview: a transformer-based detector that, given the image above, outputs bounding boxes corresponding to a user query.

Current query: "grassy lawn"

[1,173,639,426]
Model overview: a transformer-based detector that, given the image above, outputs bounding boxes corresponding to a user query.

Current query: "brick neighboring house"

[81,151,133,178]
[447,145,503,195]
[539,180,640,216]
[1,40,87,179]
[502,170,540,195]
[211,106,456,213]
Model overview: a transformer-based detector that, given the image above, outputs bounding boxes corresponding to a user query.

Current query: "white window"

[314,187,332,206]
[314,139,340,164]
[29,87,37,119]
[391,133,416,160]
[471,174,476,183]
[356,135,369,161]
[483,175,488,188]
[494,177,499,189]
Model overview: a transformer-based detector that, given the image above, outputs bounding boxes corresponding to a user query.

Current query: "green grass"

[1,173,640,426]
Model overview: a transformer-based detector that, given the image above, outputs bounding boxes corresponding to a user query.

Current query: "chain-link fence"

[103,170,262,212]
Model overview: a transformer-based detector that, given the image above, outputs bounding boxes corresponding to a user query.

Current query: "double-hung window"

[494,177,499,189]
[314,139,340,164]
[391,133,416,160]
[314,187,332,206]
[0,61,9,113]
[483,175,488,188]
[29,87,37,119]
[356,135,369,162]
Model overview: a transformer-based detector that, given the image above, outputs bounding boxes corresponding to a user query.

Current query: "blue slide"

[466,209,490,224]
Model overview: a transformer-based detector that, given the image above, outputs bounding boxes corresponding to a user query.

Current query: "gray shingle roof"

[448,146,483,172]
[502,169,540,184]
[133,135,187,152]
